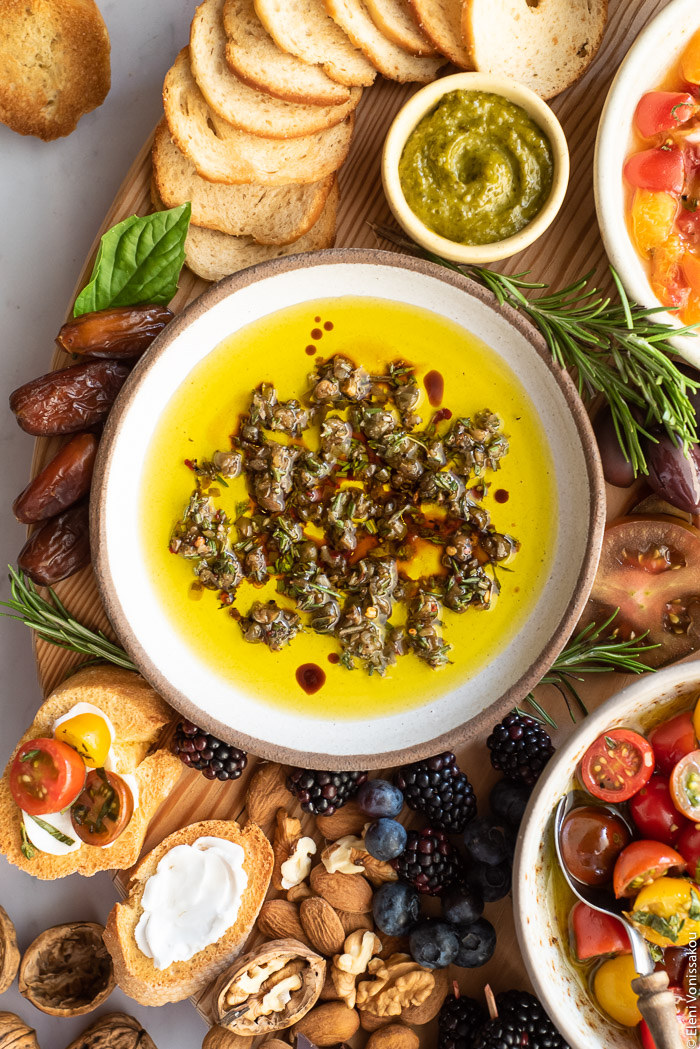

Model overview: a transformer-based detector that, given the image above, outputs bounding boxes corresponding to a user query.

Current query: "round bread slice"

[103,819,274,1006]
[223,0,351,106]
[190,0,362,138]
[407,0,473,69]
[323,0,444,82]
[163,50,355,185]
[254,0,376,87]
[464,0,608,100]
[364,0,436,57]
[0,0,110,140]
[153,119,335,244]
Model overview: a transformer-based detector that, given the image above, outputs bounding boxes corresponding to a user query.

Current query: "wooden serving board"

[25,0,674,1035]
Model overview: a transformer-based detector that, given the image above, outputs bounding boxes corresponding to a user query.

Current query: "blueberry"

[357,778,404,819]
[463,817,511,866]
[489,779,531,827]
[373,881,420,937]
[409,921,459,969]
[464,860,512,902]
[442,884,484,925]
[365,818,407,861]
[453,918,497,968]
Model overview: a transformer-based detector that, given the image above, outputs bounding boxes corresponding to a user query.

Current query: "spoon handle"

[631,970,683,1049]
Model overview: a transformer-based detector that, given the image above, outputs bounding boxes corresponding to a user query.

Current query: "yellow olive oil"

[140,297,558,719]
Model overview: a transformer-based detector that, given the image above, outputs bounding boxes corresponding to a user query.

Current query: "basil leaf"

[29,814,75,846]
[73,203,191,317]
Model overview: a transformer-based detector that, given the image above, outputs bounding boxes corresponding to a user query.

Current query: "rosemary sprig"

[374,225,700,477]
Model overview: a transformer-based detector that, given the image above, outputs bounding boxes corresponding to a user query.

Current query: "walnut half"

[331,930,382,1009]
[355,954,435,1018]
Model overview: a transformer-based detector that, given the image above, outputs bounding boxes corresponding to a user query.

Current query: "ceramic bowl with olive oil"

[92,250,604,768]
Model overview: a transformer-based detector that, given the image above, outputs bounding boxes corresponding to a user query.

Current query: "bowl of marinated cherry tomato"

[514,660,700,1049]
[595,0,700,365]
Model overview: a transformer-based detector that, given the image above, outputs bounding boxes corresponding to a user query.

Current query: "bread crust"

[103,819,273,1005]
[407,0,473,69]
[0,665,182,880]
[323,0,444,82]
[0,0,110,140]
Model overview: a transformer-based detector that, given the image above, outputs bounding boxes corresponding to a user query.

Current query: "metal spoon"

[554,792,684,1049]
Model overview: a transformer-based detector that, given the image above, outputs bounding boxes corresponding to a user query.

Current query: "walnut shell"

[18,923,114,1017]
[211,938,325,1036]
[0,908,20,995]
[0,1012,38,1049]
[64,1013,157,1049]
[202,1026,254,1049]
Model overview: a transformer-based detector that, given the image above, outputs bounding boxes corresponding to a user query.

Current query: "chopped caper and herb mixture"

[169,355,518,676]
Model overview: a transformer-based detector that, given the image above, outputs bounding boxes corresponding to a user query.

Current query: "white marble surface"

[0,1,208,1044]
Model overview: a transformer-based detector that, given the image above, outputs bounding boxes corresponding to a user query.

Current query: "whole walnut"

[0,1012,39,1049]
[64,1013,157,1049]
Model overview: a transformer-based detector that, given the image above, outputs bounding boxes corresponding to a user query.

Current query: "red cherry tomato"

[9,738,86,816]
[580,729,655,803]
[629,774,691,845]
[570,900,631,960]
[70,769,133,846]
[677,823,700,879]
[613,840,686,897]
[649,712,697,776]
[634,92,695,138]
[624,148,685,194]
[640,987,695,1048]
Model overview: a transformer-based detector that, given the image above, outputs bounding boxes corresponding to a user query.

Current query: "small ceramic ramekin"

[382,72,570,265]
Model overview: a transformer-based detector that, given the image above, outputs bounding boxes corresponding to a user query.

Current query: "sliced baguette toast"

[153,120,335,243]
[190,0,362,138]
[163,50,355,185]
[363,0,436,57]
[407,0,473,69]
[323,0,444,82]
[0,665,181,880]
[223,0,351,106]
[254,0,376,87]
[103,819,273,1005]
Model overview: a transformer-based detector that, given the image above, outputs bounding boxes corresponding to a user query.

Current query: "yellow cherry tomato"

[593,955,642,1027]
[681,28,700,85]
[631,189,678,257]
[627,877,700,947]
[54,712,111,768]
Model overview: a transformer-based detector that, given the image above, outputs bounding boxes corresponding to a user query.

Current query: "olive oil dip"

[398,90,554,246]
[140,298,557,720]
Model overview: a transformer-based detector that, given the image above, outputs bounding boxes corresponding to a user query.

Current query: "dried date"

[18,503,91,585]
[13,433,99,523]
[56,305,174,359]
[10,360,130,436]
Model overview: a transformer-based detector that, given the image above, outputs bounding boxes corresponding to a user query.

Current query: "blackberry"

[393,826,458,895]
[473,1018,527,1049]
[395,751,477,833]
[172,721,248,781]
[287,768,368,816]
[487,714,555,787]
[438,992,486,1049]
[495,991,570,1049]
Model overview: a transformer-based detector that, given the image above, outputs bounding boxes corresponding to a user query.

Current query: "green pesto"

[399,90,555,246]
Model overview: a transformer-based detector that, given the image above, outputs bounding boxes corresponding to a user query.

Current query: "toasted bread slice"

[223,0,351,106]
[190,0,362,138]
[103,819,273,1006]
[0,666,181,880]
[407,0,472,68]
[163,50,355,185]
[0,0,110,140]
[254,0,376,87]
[364,0,436,57]
[464,0,608,100]
[153,120,335,244]
[323,0,444,82]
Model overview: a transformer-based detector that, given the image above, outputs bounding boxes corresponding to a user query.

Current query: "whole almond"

[300,897,346,956]
[360,1011,391,1032]
[336,909,374,937]
[203,1026,255,1049]
[366,1025,420,1049]
[315,800,366,840]
[246,763,290,827]
[319,969,342,1001]
[402,965,449,1024]
[293,1002,360,1046]
[259,1042,289,1049]
[257,900,308,945]
[310,865,373,913]
[377,932,408,959]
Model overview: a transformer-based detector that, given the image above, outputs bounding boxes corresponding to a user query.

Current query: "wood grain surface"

[24,0,671,1036]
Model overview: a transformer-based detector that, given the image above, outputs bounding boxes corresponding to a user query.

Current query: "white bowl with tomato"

[514,661,700,1049]
[595,0,700,367]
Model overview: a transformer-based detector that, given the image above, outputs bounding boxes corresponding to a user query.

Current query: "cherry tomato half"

[624,148,685,194]
[560,806,631,886]
[677,822,700,878]
[70,769,133,846]
[570,900,631,960]
[671,750,700,821]
[640,987,696,1049]
[649,711,697,776]
[9,738,86,816]
[630,774,691,845]
[613,840,686,897]
[634,92,695,138]
[629,877,700,947]
[580,729,655,803]
[682,28,700,85]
